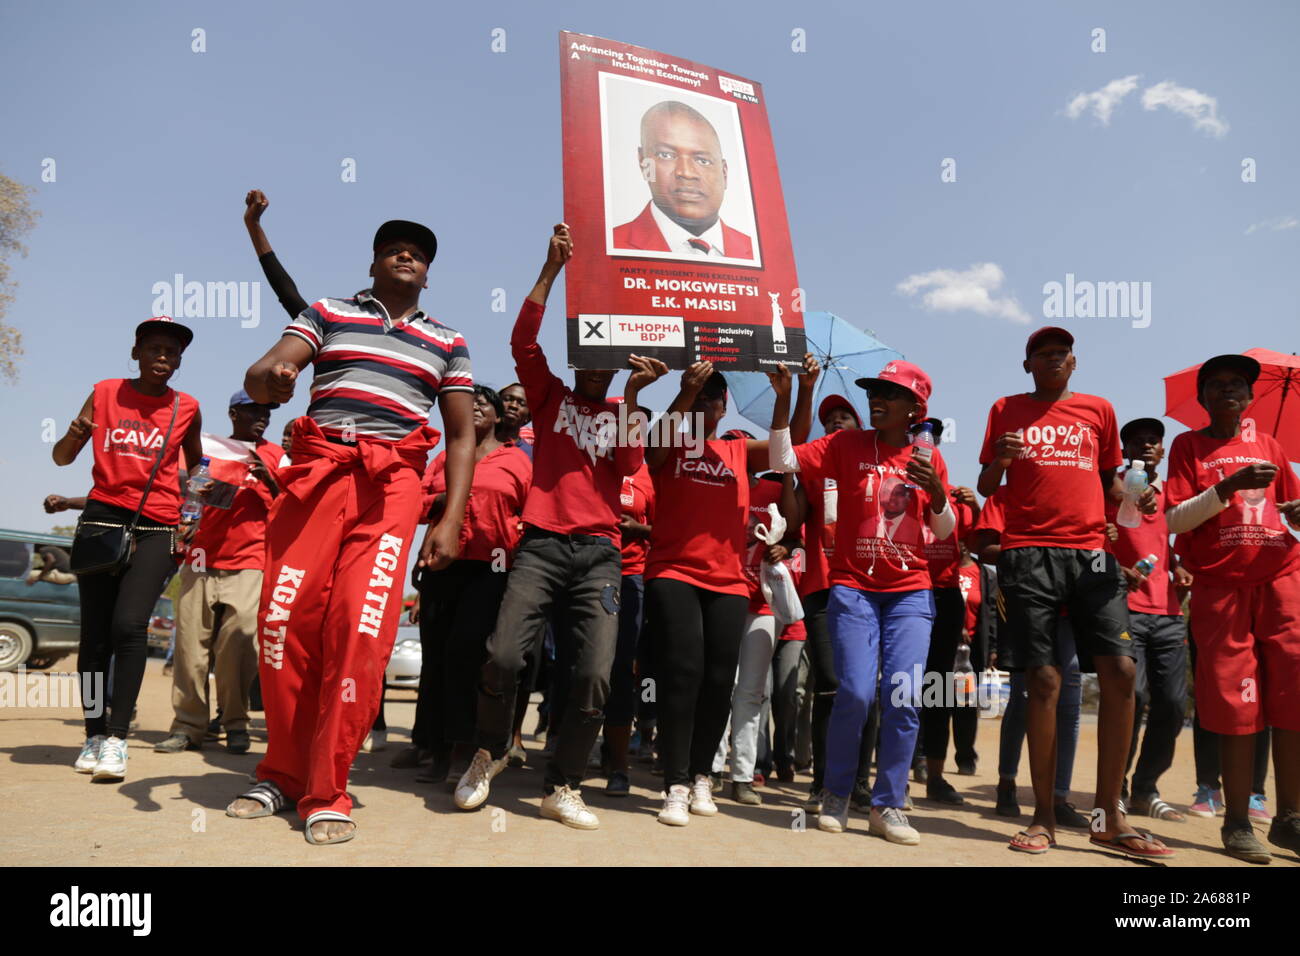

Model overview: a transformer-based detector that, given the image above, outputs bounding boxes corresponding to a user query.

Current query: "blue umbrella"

[722,311,904,435]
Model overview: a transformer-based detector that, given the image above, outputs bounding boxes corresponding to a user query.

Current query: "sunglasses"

[865,381,909,402]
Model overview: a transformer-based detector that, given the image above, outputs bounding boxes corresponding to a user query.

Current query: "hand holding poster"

[560,32,804,371]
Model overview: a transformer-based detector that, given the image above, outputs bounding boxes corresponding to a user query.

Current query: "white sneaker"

[818,792,850,832]
[689,774,718,816]
[361,729,387,753]
[91,736,128,781]
[658,785,691,826]
[454,748,506,810]
[539,785,599,830]
[869,805,920,845]
[74,735,106,773]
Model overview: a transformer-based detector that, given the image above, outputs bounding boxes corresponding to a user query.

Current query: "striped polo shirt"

[285,290,473,441]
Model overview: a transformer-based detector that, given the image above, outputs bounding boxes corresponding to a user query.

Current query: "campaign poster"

[560,32,804,371]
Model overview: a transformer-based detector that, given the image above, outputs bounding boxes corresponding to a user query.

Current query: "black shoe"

[154,733,198,753]
[1268,811,1300,856]
[1054,801,1090,829]
[731,781,761,805]
[226,729,250,754]
[1223,819,1271,864]
[955,758,977,776]
[417,752,452,785]
[805,787,824,813]
[205,717,222,741]
[926,777,965,805]
[912,761,928,784]
[710,772,723,794]
[605,771,631,797]
[995,780,1020,818]
[850,782,873,813]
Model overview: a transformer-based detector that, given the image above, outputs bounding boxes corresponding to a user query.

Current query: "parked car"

[146,595,175,654]
[386,624,421,689]
[0,529,80,671]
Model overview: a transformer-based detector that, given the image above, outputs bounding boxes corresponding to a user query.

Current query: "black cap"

[1197,354,1261,393]
[373,220,438,263]
[1025,326,1074,358]
[1120,417,1165,444]
[135,315,194,350]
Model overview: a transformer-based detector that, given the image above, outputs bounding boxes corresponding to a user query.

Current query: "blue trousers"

[826,585,935,805]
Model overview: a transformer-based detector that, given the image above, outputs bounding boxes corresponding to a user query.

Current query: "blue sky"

[2,0,1297,531]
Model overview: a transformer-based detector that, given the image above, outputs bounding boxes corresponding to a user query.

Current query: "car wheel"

[0,622,35,672]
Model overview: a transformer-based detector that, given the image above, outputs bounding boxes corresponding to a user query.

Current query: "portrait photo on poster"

[600,71,762,268]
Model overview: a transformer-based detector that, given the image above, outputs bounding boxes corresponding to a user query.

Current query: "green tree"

[0,172,40,383]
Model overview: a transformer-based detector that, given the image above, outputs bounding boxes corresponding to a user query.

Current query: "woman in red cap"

[768,359,955,844]
[53,316,203,782]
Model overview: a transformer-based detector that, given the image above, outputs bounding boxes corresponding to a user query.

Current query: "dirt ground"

[2,657,1296,868]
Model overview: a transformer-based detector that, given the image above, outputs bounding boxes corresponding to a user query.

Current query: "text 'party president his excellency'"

[612,100,754,261]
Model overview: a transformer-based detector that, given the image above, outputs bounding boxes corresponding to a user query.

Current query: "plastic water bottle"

[1135,553,1159,576]
[911,421,936,462]
[180,456,213,522]
[952,642,975,704]
[1116,459,1148,528]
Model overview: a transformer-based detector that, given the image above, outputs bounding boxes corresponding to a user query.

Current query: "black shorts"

[996,546,1134,673]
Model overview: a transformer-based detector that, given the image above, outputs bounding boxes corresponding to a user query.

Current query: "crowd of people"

[44,194,1300,862]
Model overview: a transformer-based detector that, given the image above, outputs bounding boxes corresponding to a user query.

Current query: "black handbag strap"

[126,393,181,533]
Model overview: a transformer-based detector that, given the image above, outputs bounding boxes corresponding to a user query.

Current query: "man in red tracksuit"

[225,219,476,845]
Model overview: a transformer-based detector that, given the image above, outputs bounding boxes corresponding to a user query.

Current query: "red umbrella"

[1164,348,1300,461]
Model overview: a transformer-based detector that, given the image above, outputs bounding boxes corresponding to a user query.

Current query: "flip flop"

[1090,830,1175,859]
[1008,828,1055,854]
[225,780,288,819]
[304,810,356,846]
[1146,798,1186,823]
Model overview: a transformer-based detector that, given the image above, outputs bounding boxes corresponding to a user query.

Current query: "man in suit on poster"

[612,100,754,260]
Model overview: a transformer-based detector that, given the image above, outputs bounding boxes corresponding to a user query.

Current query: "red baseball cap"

[1025,326,1074,358]
[855,360,932,419]
[817,394,862,428]
[135,315,194,350]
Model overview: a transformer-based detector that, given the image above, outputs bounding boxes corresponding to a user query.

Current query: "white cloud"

[896,263,1031,325]
[1245,215,1299,235]
[1064,75,1141,125]
[1141,80,1229,138]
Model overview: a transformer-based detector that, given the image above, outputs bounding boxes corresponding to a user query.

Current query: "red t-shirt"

[957,562,981,637]
[645,439,751,596]
[797,472,838,597]
[89,379,200,525]
[421,444,532,566]
[794,430,952,593]
[1104,479,1181,615]
[619,463,655,577]
[511,301,643,539]
[1164,430,1300,586]
[979,392,1123,551]
[925,499,972,588]
[780,619,807,642]
[189,437,284,570]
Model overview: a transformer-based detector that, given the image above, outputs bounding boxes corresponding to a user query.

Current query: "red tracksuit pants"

[255,421,434,819]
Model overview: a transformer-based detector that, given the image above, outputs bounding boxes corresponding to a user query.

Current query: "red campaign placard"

[560,31,804,371]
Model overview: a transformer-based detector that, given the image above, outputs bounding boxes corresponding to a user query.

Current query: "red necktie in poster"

[560,31,804,371]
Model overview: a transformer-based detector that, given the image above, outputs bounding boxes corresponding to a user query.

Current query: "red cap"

[135,315,194,350]
[855,360,932,420]
[817,394,862,428]
[1025,326,1074,358]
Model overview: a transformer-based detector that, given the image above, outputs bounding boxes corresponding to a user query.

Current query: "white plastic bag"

[754,503,805,628]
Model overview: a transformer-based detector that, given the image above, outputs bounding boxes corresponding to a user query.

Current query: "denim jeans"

[825,585,935,806]
[476,528,622,791]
